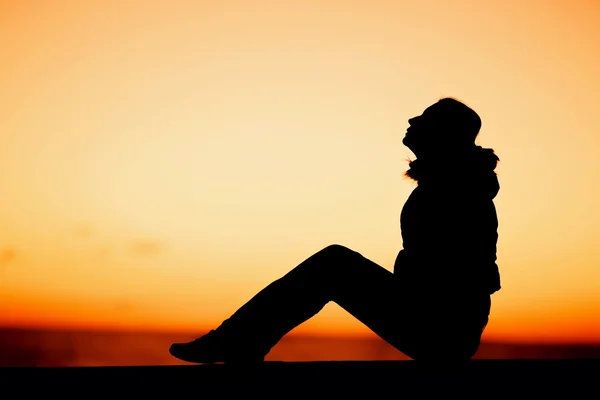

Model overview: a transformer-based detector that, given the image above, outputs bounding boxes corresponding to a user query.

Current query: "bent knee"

[320,244,359,260]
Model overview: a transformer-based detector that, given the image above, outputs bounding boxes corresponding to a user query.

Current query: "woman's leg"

[170,244,415,362]
[219,244,412,353]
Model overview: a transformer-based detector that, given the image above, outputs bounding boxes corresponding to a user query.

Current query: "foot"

[169,329,265,364]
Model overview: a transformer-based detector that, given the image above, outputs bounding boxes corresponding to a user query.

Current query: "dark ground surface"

[2,360,599,398]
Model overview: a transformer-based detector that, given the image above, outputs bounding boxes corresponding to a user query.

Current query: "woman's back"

[394,145,501,295]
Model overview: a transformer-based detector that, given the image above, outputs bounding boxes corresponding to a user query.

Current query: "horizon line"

[2,324,600,347]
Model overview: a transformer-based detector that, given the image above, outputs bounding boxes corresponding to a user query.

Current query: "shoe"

[169,329,265,364]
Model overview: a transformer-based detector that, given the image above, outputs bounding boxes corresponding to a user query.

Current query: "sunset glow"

[1,0,600,345]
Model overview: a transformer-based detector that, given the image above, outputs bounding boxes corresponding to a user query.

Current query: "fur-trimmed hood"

[405,146,500,199]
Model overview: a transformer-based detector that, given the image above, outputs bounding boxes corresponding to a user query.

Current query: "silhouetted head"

[403,97,500,190]
[403,97,481,157]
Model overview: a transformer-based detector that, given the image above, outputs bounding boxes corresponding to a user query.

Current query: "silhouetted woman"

[170,97,501,363]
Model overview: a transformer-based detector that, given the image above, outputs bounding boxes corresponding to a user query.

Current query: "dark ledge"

[1,360,598,397]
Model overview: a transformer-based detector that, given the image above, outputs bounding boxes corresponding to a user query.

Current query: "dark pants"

[216,244,490,361]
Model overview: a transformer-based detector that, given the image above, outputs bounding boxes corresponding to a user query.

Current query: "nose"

[408,116,419,126]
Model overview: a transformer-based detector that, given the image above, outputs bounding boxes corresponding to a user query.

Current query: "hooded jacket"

[394,146,501,295]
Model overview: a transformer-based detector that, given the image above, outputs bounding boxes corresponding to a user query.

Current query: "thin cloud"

[0,248,16,275]
[74,223,93,239]
[113,301,134,314]
[0,248,16,265]
[129,240,164,256]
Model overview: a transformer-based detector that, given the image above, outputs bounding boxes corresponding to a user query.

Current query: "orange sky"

[1,0,599,344]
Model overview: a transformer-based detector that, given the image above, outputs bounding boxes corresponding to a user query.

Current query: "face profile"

[402,103,439,156]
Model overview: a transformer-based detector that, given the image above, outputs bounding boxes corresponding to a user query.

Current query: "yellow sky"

[1,0,599,343]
